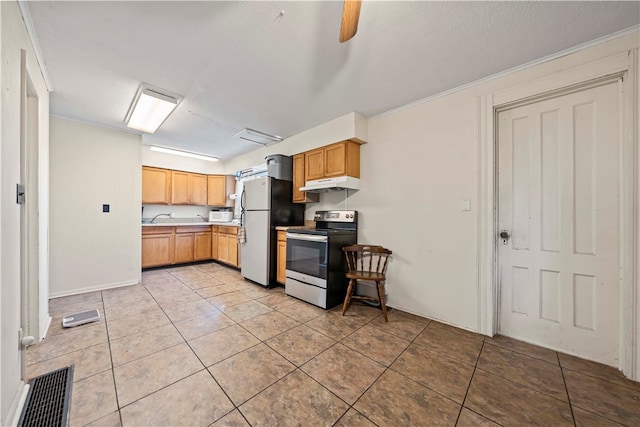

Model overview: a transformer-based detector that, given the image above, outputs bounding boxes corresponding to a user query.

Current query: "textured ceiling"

[26,1,639,160]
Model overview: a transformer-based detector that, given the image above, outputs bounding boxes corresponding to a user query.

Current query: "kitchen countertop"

[142,221,239,227]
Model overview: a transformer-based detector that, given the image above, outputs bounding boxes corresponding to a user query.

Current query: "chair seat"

[346,271,386,281]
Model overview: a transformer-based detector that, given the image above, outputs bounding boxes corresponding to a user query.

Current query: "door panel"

[498,82,620,366]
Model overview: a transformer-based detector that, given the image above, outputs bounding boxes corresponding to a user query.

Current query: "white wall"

[49,118,141,297]
[222,112,368,175]
[141,145,225,175]
[0,1,50,423]
[224,31,640,334]
[141,144,229,220]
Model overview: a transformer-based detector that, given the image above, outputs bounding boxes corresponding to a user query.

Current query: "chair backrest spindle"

[342,244,392,276]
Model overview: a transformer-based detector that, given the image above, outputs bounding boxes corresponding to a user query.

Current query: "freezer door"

[243,177,271,211]
[240,210,270,286]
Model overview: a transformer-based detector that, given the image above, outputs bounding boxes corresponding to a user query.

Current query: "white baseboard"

[6,381,29,427]
[40,315,52,340]
[49,279,140,299]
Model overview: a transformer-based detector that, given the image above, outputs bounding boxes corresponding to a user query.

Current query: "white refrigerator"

[240,177,304,287]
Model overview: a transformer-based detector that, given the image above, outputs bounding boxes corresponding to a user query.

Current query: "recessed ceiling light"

[149,146,218,162]
[232,128,283,146]
[125,84,183,133]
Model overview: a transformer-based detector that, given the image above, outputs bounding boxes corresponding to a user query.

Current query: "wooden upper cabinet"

[142,166,171,204]
[293,154,319,204]
[303,140,361,183]
[324,142,347,177]
[304,148,325,181]
[171,171,191,204]
[190,173,208,206]
[171,170,208,205]
[325,140,360,178]
[207,175,235,207]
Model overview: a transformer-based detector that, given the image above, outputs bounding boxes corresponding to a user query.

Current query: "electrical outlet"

[170,212,176,218]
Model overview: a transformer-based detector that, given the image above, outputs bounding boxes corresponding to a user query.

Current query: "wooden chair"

[342,244,392,322]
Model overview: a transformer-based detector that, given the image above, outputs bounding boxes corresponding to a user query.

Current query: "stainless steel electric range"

[285,210,358,309]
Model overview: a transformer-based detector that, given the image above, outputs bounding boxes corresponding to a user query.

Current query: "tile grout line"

[142,268,244,425]
[557,351,578,427]
[101,291,125,427]
[454,339,487,426]
[167,266,286,426]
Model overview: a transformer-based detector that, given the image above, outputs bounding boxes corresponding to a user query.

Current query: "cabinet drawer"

[218,226,238,235]
[175,226,212,233]
[142,226,174,235]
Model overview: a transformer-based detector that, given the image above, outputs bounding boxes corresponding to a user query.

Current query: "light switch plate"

[461,198,471,211]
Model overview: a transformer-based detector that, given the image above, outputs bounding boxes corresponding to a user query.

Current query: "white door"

[498,81,620,366]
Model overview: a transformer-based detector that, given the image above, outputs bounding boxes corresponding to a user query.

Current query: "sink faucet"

[150,213,171,224]
[197,214,207,222]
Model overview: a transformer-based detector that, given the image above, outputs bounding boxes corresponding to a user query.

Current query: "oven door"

[285,233,328,280]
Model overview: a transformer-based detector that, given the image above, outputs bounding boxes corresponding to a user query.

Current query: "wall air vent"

[232,128,283,146]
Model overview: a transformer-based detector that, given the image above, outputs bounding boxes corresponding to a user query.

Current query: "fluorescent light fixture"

[125,84,182,133]
[149,146,218,162]
[232,128,283,145]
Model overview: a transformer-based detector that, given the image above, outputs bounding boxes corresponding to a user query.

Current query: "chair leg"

[376,281,388,322]
[342,279,356,316]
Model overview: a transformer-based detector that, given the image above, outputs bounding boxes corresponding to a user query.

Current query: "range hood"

[300,176,360,192]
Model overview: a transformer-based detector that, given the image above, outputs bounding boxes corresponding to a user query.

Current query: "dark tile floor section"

[28,262,640,426]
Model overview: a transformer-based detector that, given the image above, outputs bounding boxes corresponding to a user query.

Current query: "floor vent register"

[18,365,74,427]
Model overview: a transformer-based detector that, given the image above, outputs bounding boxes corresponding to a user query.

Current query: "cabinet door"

[190,174,208,206]
[211,227,218,260]
[218,233,229,263]
[142,233,173,268]
[194,231,212,260]
[228,235,239,267]
[292,154,306,203]
[142,167,171,204]
[305,148,325,181]
[207,175,236,207]
[293,154,319,204]
[324,142,347,177]
[207,175,226,206]
[174,233,195,263]
[277,240,286,284]
[171,171,190,205]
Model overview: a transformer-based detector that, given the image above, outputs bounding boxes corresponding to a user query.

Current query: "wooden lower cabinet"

[217,226,239,267]
[142,227,174,268]
[211,226,218,260]
[194,231,212,261]
[174,232,195,263]
[175,226,212,263]
[277,231,287,284]
[142,225,238,269]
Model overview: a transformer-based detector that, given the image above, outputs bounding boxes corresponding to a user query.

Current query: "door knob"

[499,230,510,239]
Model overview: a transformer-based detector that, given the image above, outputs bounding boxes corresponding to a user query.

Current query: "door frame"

[477,50,639,380]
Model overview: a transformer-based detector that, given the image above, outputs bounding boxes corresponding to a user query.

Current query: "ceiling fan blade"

[339,0,362,43]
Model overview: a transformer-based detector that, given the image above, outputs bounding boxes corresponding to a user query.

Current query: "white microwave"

[209,211,233,223]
